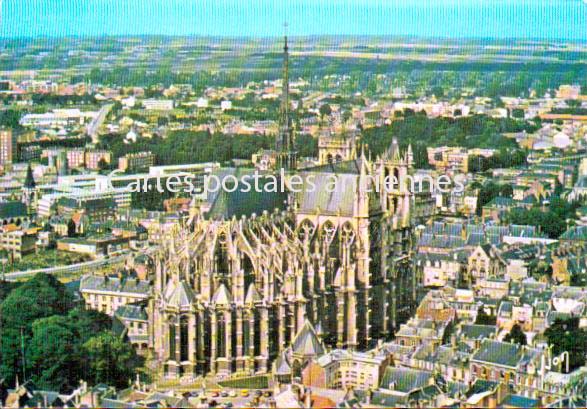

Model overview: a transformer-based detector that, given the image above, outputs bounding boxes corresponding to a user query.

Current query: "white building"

[142,99,174,111]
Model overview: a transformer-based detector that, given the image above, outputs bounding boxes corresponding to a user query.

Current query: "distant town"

[1,31,587,408]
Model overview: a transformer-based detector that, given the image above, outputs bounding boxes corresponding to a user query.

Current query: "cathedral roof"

[303,157,368,175]
[295,172,358,217]
[23,163,36,189]
[245,283,262,304]
[206,168,288,220]
[274,350,292,375]
[292,319,325,357]
[211,283,232,305]
[382,137,401,162]
[165,280,196,309]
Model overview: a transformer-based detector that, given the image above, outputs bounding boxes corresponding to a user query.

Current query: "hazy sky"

[2,0,587,39]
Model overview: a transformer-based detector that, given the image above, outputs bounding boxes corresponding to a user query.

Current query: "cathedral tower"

[275,27,297,171]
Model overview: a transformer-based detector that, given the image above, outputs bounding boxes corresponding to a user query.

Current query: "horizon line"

[3,34,587,43]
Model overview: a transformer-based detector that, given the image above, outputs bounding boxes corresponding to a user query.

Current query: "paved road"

[3,253,127,280]
[87,103,113,144]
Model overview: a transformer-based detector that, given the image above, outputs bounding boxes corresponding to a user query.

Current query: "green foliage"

[295,133,318,158]
[361,114,534,169]
[28,315,80,391]
[504,323,527,346]
[0,280,20,303]
[544,318,587,373]
[475,307,496,325]
[511,108,525,119]
[319,103,332,118]
[468,149,527,173]
[99,131,274,166]
[505,197,580,239]
[0,327,23,384]
[529,260,553,281]
[476,182,513,216]
[0,273,72,331]
[0,109,23,129]
[0,273,140,392]
[82,332,140,389]
[66,308,113,344]
[5,250,90,273]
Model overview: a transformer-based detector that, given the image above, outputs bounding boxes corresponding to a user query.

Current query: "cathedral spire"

[276,22,296,170]
[24,163,35,189]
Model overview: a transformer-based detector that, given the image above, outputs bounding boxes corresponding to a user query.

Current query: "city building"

[118,151,155,172]
[79,274,151,316]
[0,224,37,260]
[142,99,174,110]
[0,128,17,167]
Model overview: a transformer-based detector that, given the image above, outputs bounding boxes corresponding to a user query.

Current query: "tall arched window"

[180,315,189,362]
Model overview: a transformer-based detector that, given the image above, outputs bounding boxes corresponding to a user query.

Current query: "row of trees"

[361,114,535,169]
[468,149,528,173]
[0,274,141,392]
[473,181,514,216]
[504,197,581,239]
[99,130,318,168]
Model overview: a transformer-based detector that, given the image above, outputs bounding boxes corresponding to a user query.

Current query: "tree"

[28,315,80,391]
[476,307,496,325]
[504,324,527,346]
[294,134,318,158]
[67,308,112,344]
[476,182,513,216]
[319,103,332,119]
[0,327,24,385]
[0,273,72,331]
[83,332,141,389]
[342,110,352,124]
[97,158,110,172]
[545,318,587,373]
[0,280,19,303]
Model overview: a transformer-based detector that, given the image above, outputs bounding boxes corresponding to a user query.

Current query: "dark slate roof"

[464,379,499,398]
[408,384,443,403]
[206,168,288,220]
[114,304,148,321]
[303,157,368,175]
[369,391,403,407]
[501,394,540,408]
[380,367,433,393]
[164,280,196,309]
[80,275,150,296]
[296,172,358,217]
[560,226,587,241]
[57,196,116,210]
[471,340,524,368]
[274,350,292,375]
[484,197,515,208]
[0,201,27,219]
[292,320,325,357]
[460,324,497,341]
